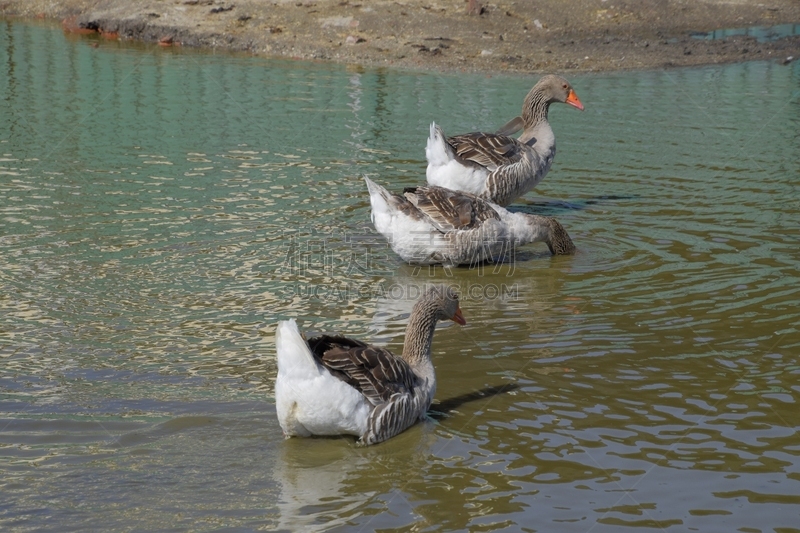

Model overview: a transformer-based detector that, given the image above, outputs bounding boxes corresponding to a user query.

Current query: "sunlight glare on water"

[1,21,799,532]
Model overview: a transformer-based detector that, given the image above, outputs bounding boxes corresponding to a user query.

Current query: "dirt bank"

[3,0,800,73]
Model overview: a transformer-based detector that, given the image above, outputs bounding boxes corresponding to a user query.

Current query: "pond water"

[1,20,799,532]
[692,23,800,43]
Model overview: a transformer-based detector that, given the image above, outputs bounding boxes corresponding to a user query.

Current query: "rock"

[320,16,354,28]
[466,0,484,16]
[420,47,441,55]
[210,5,234,14]
[345,35,366,45]
[62,15,97,34]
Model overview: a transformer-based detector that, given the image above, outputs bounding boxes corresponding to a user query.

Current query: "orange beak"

[565,89,584,111]
[452,307,467,326]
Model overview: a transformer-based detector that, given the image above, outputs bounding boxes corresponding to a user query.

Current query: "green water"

[1,21,799,532]
[693,23,800,43]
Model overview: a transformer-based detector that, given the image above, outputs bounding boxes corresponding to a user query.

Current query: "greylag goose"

[275,285,466,446]
[426,74,584,207]
[365,177,575,266]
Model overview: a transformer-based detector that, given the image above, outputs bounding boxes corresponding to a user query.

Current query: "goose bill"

[452,307,467,325]
[566,89,584,111]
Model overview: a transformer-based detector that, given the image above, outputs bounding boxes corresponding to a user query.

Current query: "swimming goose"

[275,285,466,445]
[426,74,584,207]
[365,177,575,266]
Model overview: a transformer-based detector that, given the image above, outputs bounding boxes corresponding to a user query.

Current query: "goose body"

[275,320,372,438]
[365,177,575,266]
[275,286,466,445]
[426,75,584,207]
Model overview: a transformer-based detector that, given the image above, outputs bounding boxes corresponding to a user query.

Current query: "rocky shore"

[2,0,799,73]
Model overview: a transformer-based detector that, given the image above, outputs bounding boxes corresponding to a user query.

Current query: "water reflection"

[274,439,375,532]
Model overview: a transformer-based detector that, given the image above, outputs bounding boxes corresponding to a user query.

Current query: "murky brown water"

[1,21,799,532]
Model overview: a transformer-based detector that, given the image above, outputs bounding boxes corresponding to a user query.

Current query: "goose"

[275,285,466,445]
[426,74,584,207]
[365,177,575,266]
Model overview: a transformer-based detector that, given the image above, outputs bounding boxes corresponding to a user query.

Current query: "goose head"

[419,285,467,325]
[510,214,576,256]
[540,216,577,255]
[536,74,584,110]
[521,75,584,127]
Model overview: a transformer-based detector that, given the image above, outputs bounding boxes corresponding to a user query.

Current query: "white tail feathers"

[364,176,393,226]
[364,176,389,203]
[425,122,454,169]
[274,319,371,438]
[275,319,320,379]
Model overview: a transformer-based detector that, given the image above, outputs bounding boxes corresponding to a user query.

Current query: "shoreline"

[2,1,800,74]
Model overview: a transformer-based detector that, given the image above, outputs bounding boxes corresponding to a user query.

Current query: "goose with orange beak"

[275,285,466,445]
[426,74,584,207]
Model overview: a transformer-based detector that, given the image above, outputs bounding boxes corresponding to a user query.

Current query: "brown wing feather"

[306,335,418,406]
[447,132,526,170]
[378,186,427,222]
[495,116,524,137]
[403,186,499,233]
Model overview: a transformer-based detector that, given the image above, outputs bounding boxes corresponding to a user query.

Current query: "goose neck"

[402,298,439,365]
[521,89,551,130]
[505,213,550,245]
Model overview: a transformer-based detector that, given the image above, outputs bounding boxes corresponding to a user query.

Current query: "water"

[692,23,800,43]
[1,20,799,532]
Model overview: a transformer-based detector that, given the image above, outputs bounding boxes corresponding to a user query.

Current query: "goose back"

[307,335,419,407]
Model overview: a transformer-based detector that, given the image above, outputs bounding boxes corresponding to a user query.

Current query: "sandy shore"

[2,0,799,73]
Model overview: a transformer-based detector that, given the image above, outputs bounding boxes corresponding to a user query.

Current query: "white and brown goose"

[426,74,584,207]
[366,177,575,266]
[275,285,466,446]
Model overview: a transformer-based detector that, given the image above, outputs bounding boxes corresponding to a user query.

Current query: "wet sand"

[3,0,800,73]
